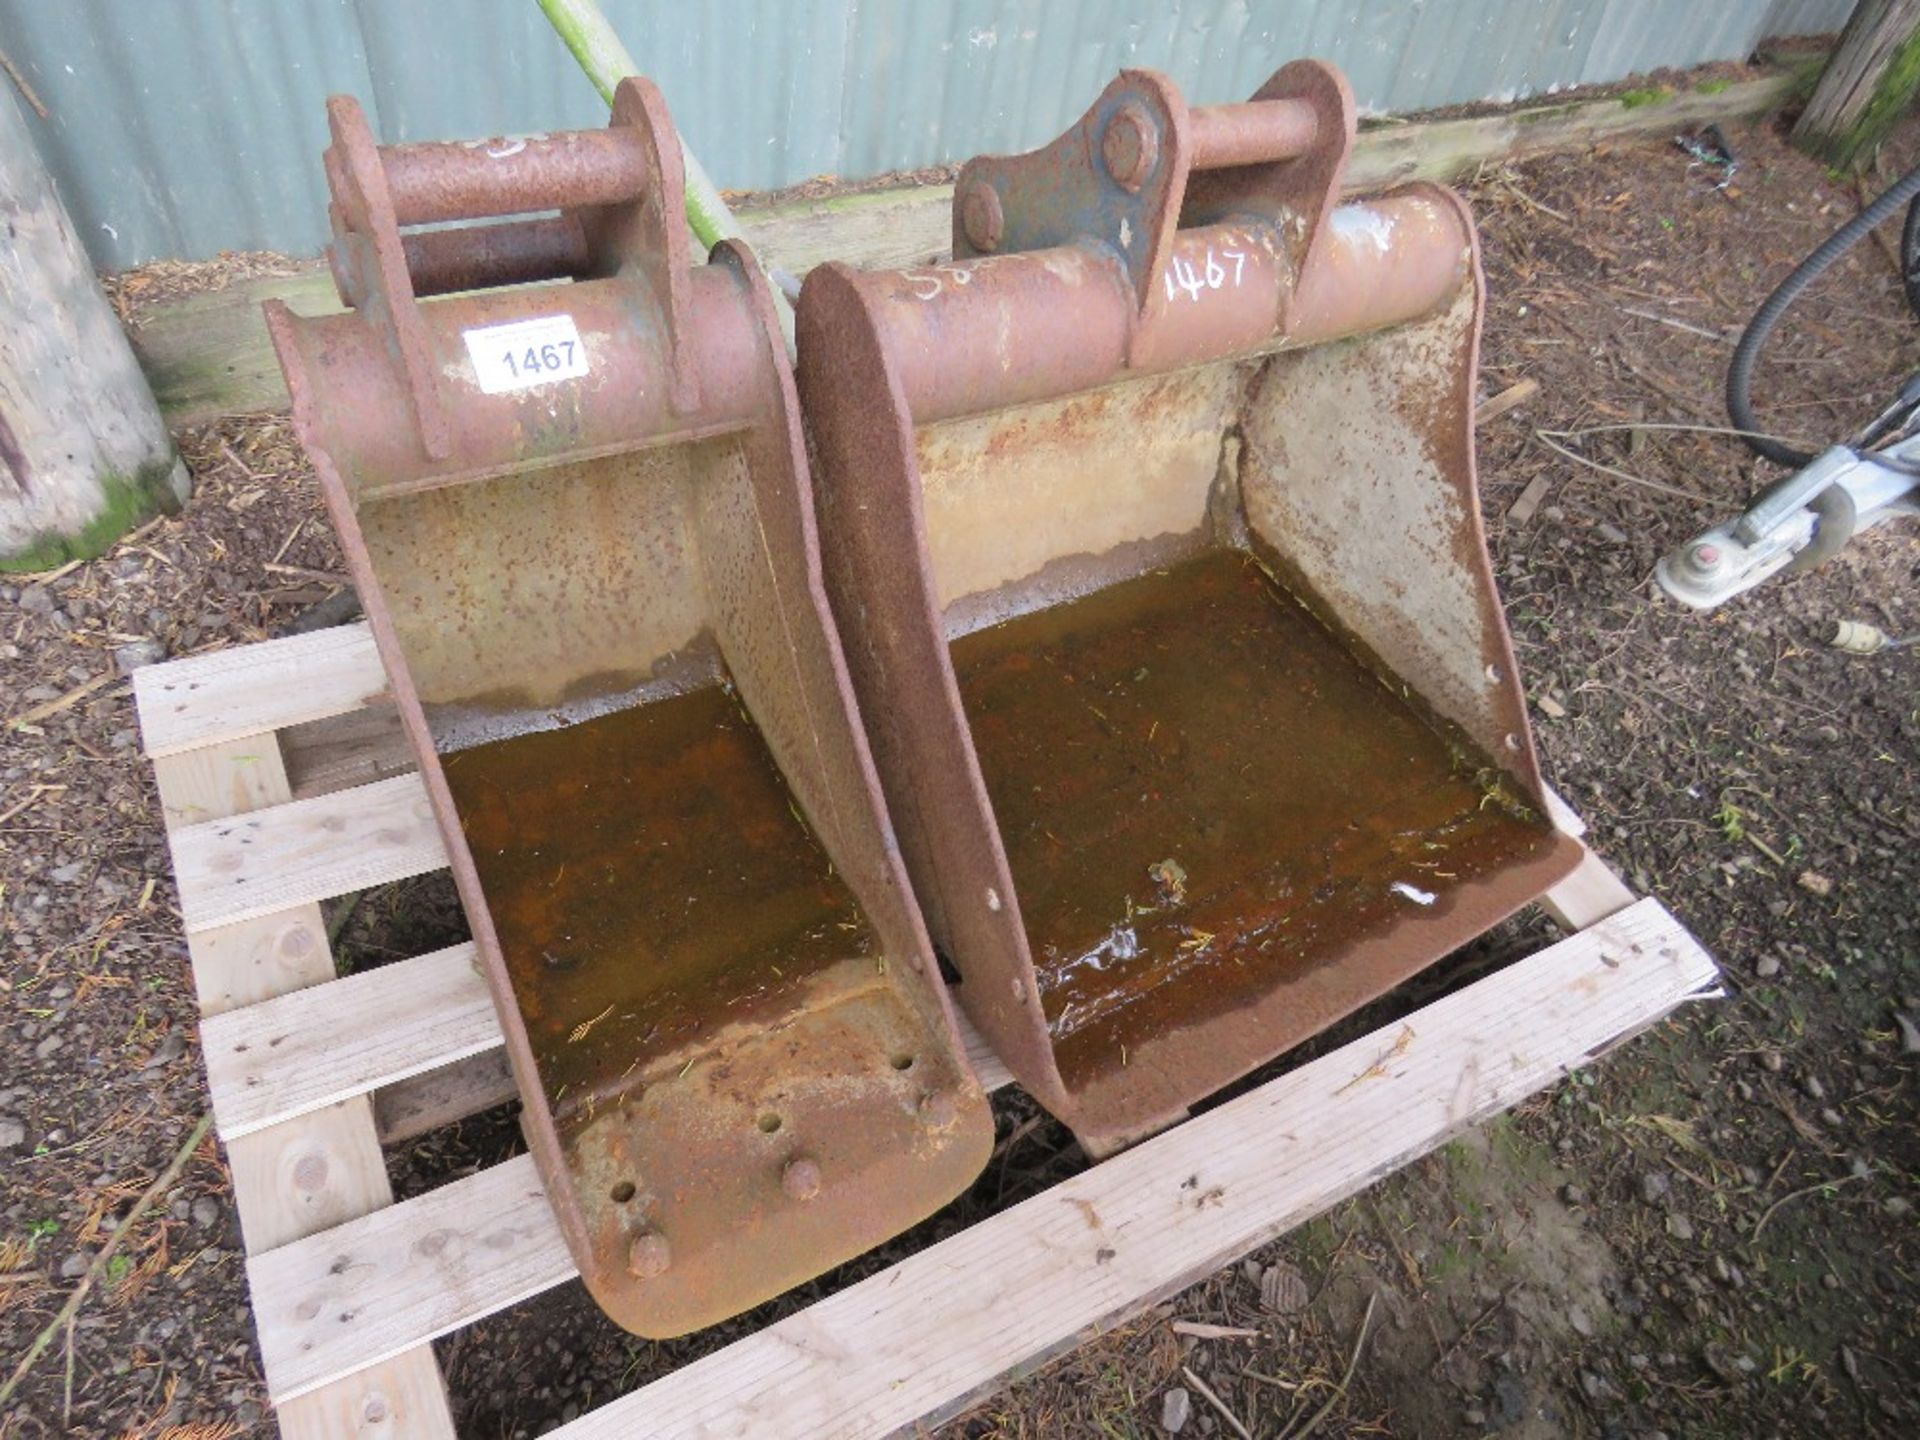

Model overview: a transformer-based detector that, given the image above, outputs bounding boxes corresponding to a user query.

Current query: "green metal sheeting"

[0,0,1848,270]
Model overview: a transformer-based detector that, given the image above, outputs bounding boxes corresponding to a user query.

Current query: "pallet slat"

[249,1153,569,1402]
[246,896,1710,1413]
[225,1101,395,1254]
[182,905,343,1025]
[200,942,494,1140]
[133,622,389,759]
[273,1363,459,1440]
[168,771,447,933]
[374,1049,518,1146]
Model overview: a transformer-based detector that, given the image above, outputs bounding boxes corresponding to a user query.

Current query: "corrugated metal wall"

[0,0,1850,270]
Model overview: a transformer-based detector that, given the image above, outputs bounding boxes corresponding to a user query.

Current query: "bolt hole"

[609,1181,636,1204]
[1485,663,1503,683]
[890,1053,916,1071]
[758,1113,782,1134]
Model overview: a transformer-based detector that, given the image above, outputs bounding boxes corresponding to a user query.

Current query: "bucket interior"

[350,429,988,1331]
[439,683,891,1113]
[357,439,921,1095]
[922,304,1567,1096]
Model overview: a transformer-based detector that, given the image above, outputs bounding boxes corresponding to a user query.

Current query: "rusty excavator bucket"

[265,80,992,1336]
[797,62,1584,1155]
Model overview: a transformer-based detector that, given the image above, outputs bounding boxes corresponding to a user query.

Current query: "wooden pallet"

[135,622,1718,1438]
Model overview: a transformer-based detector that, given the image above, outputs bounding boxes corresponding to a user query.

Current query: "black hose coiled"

[1727,160,1920,468]
[1902,185,1920,318]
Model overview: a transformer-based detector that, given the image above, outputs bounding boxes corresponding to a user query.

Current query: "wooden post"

[1793,0,1920,170]
[0,85,188,572]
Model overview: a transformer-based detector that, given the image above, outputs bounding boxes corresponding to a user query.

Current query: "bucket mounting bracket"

[950,61,1355,361]
[320,77,701,462]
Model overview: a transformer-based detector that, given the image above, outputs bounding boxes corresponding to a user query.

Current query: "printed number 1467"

[503,340,576,378]
[462,314,591,395]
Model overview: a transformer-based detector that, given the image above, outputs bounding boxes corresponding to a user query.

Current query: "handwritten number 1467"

[1163,247,1247,303]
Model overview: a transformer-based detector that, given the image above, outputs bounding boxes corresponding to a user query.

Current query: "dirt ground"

[3,105,1917,1439]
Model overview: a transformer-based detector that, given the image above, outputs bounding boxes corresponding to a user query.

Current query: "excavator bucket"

[796,62,1583,1154]
[265,80,992,1337]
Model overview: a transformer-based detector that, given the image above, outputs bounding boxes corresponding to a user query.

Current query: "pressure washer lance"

[1656,162,1920,611]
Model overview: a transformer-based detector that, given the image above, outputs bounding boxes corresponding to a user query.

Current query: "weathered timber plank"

[201,942,493,1141]
[136,74,1801,424]
[246,897,1712,1411]
[282,703,416,802]
[1539,847,1640,931]
[167,772,446,933]
[133,622,389,759]
[374,1048,518,1147]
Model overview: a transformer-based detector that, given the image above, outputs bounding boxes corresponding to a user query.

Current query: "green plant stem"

[535,0,801,312]
[536,0,735,249]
